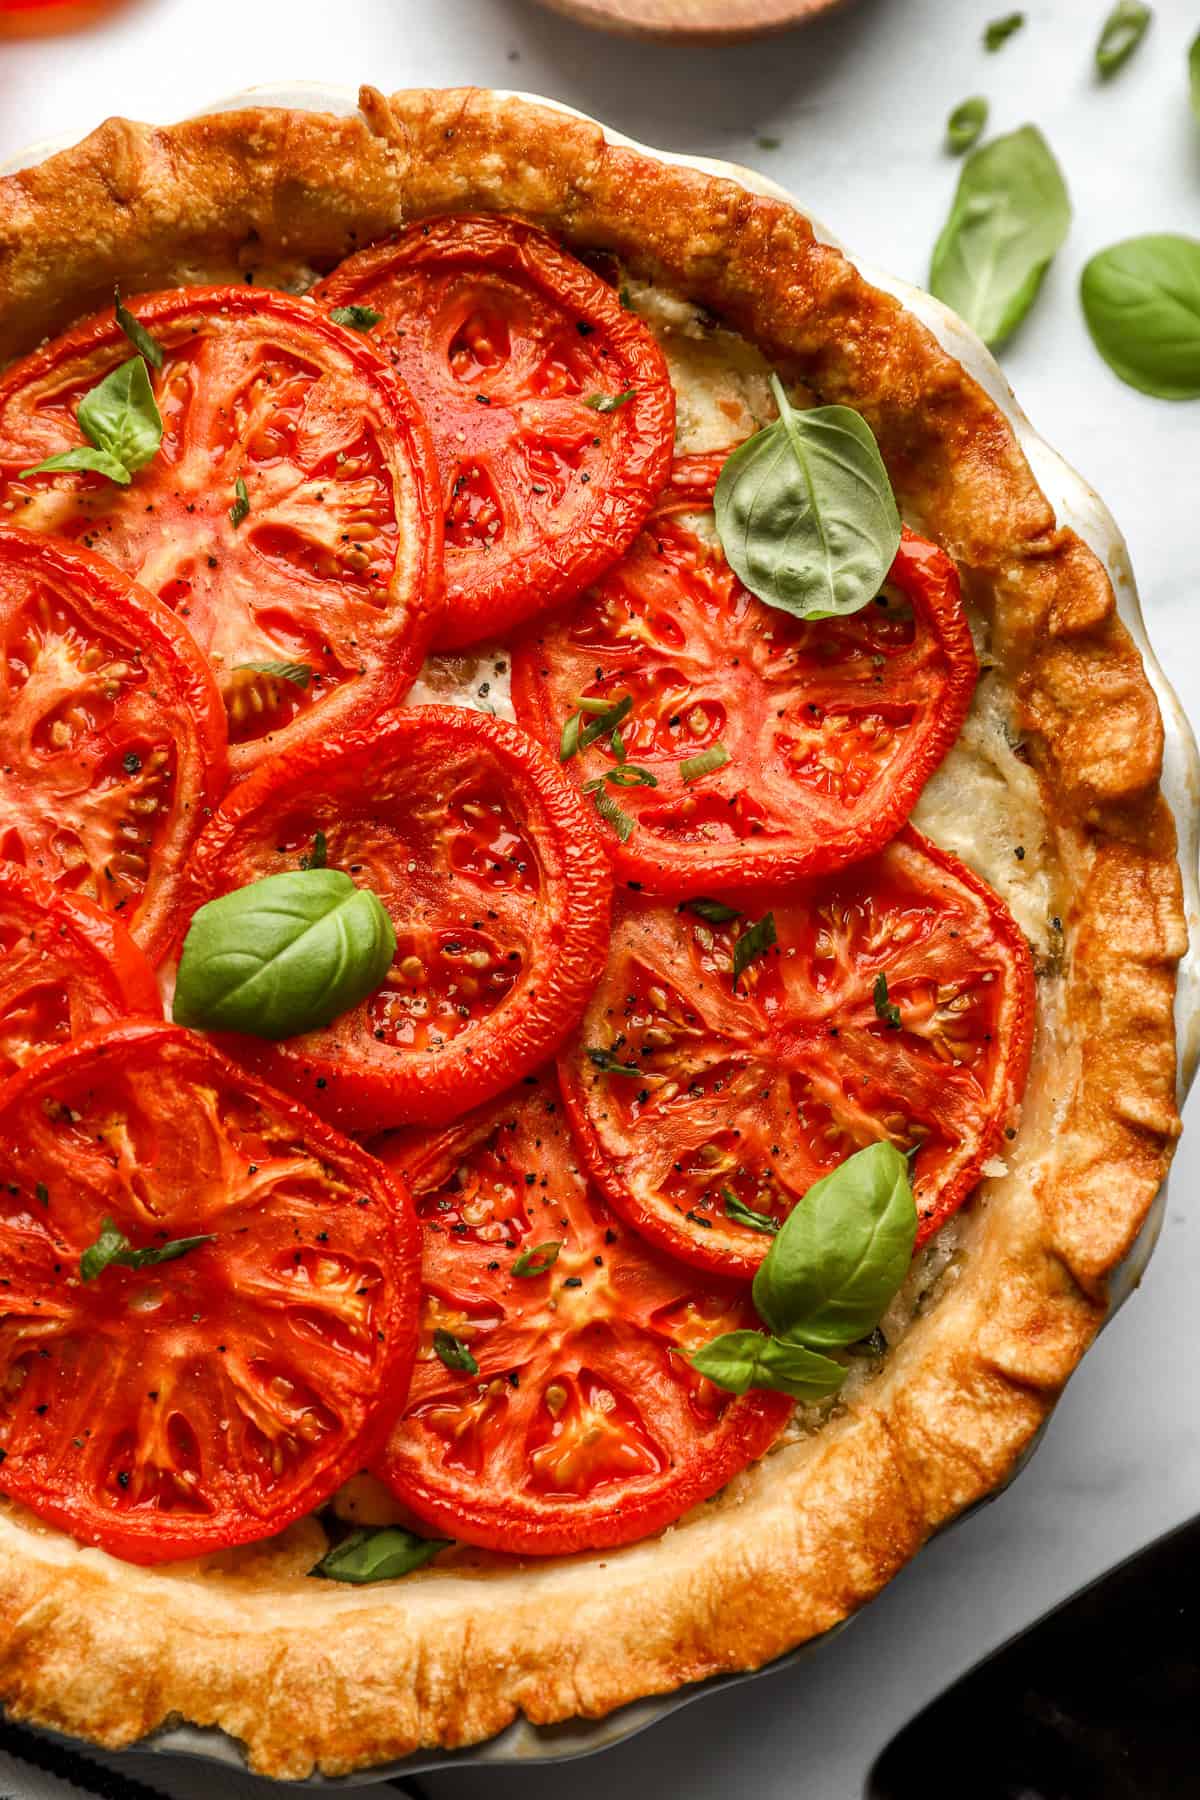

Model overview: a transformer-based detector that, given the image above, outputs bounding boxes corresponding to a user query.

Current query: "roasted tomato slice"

[174,707,612,1133]
[511,454,978,893]
[0,864,159,1082]
[0,1020,419,1564]
[0,526,227,960]
[369,1075,788,1554]
[314,216,674,650]
[560,827,1034,1277]
[0,287,441,774]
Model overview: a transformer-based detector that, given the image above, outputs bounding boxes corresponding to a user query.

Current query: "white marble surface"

[3,1,1199,1794]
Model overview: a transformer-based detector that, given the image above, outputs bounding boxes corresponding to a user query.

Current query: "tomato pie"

[0,87,1183,1779]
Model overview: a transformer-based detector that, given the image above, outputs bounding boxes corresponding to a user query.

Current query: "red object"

[370,1075,789,1554]
[0,1021,420,1563]
[0,526,227,961]
[0,288,442,777]
[512,454,978,893]
[315,215,675,650]
[0,864,160,1083]
[174,706,613,1132]
[560,827,1034,1276]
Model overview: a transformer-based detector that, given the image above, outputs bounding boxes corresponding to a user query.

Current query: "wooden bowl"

[530,0,848,43]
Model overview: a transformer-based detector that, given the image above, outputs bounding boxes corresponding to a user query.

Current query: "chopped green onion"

[679,743,730,784]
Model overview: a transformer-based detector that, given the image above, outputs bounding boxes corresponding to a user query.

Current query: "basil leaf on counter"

[512,1241,562,1278]
[714,375,900,622]
[313,1526,448,1583]
[983,11,1024,49]
[114,288,164,369]
[232,660,312,688]
[722,1187,780,1235]
[330,305,383,332]
[945,96,988,155]
[679,744,730,784]
[1095,0,1151,77]
[584,389,635,412]
[1080,234,1200,399]
[751,1141,917,1349]
[229,476,250,529]
[732,912,776,991]
[929,126,1071,346]
[173,868,396,1039]
[873,971,902,1029]
[22,355,163,486]
[433,1329,479,1375]
[80,1216,212,1284]
[690,1330,845,1402]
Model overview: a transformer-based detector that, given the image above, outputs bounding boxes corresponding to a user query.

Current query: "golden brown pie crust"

[0,88,1184,1779]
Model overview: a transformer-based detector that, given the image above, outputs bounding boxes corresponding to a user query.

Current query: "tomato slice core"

[370,1076,788,1553]
[0,288,442,774]
[0,1021,419,1563]
[560,828,1034,1275]
[315,216,675,650]
[174,707,613,1132]
[512,454,978,892]
[0,526,227,959]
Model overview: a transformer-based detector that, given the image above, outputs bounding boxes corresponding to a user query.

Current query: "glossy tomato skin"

[315,216,675,651]
[369,1075,789,1555]
[0,287,443,776]
[0,1020,420,1565]
[173,706,613,1133]
[0,864,160,1083]
[560,827,1035,1278]
[511,454,978,894]
[0,526,228,961]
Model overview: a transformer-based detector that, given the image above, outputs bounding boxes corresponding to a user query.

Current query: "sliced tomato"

[0,1020,419,1564]
[560,827,1034,1277]
[511,454,978,893]
[0,287,442,774]
[0,526,227,960]
[314,216,674,650]
[0,864,160,1083]
[370,1075,788,1554]
[174,707,612,1133]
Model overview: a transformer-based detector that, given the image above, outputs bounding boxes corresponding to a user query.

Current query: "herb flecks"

[433,1329,479,1375]
[873,971,902,1029]
[512,1241,562,1278]
[732,913,777,991]
[584,389,635,413]
[80,1217,213,1284]
[330,305,383,332]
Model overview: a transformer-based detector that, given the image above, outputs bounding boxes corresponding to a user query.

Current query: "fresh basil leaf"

[80,1215,212,1283]
[584,389,635,412]
[873,971,902,1029]
[300,831,328,871]
[233,660,312,689]
[752,1141,917,1349]
[930,126,1070,347]
[684,897,742,924]
[229,476,250,529]
[722,1187,779,1235]
[1080,234,1200,400]
[1191,29,1200,121]
[714,376,900,623]
[605,765,657,787]
[679,743,729,784]
[945,96,988,155]
[114,288,164,370]
[589,785,635,843]
[20,445,134,485]
[172,868,396,1039]
[587,1046,642,1077]
[330,305,383,332]
[313,1526,448,1583]
[1095,0,1151,77]
[732,912,776,991]
[512,1241,561,1277]
[433,1328,479,1375]
[983,11,1024,49]
[690,1329,845,1402]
